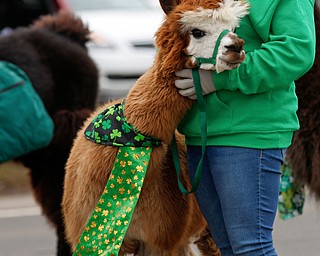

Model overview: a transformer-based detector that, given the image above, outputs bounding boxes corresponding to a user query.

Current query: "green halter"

[192,29,230,66]
[173,29,230,195]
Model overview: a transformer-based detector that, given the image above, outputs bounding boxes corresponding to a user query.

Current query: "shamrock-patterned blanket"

[73,101,161,256]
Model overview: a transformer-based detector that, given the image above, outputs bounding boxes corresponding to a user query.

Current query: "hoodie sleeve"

[213,0,316,94]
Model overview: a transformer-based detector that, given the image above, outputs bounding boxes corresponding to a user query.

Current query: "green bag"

[0,61,54,163]
[278,158,305,220]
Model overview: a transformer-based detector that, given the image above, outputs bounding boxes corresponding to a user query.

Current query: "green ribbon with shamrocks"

[73,101,161,256]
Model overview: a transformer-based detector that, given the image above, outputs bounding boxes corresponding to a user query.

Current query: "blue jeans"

[187,146,285,256]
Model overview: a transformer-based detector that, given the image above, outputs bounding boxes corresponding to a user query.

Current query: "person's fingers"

[175,78,194,89]
[188,94,197,100]
[175,69,193,79]
[178,87,196,97]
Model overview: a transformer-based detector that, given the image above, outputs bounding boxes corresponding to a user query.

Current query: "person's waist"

[184,130,295,149]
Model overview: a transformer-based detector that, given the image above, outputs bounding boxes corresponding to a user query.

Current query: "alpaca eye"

[191,29,206,39]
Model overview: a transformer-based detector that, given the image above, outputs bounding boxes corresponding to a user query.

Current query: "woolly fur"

[62,1,248,255]
[0,11,99,255]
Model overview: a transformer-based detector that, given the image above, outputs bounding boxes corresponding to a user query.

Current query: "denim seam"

[258,149,267,256]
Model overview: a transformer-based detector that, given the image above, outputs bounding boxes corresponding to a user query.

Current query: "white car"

[65,0,164,102]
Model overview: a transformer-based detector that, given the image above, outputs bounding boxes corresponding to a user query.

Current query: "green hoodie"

[178,0,316,149]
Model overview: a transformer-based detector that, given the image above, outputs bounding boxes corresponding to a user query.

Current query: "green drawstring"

[172,29,229,194]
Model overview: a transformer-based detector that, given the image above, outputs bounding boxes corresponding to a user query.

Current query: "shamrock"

[102,119,112,130]
[102,135,109,141]
[110,129,122,141]
[105,107,115,116]
[94,119,102,128]
[122,123,132,133]
[134,134,145,142]
[94,131,101,143]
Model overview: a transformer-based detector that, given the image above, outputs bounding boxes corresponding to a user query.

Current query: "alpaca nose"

[236,38,245,52]
[226,38,244,53]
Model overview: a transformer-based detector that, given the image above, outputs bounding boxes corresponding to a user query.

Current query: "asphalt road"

[273,195,320,255]
[0,215,56,256]
[0,193,319,256]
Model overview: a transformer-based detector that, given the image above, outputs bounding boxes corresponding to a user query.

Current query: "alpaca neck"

[124,65,193,144]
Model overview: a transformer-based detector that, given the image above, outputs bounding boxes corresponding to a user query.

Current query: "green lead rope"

[172,69,207,194]
[172,29,230,195]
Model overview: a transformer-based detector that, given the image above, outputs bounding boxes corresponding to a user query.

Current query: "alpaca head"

[156,0,249,73]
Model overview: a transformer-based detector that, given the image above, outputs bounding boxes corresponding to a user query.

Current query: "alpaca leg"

[56,224,72,256]
[119,238,141,255]
[141,245,195,256]
[194,228,221,256]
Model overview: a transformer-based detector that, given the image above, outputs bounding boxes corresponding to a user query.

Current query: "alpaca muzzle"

[220,33,245,64]
[215,31,246,73]
[187,29,246,73]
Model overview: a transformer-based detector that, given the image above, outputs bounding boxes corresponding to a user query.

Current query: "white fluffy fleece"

[179,0,249,71]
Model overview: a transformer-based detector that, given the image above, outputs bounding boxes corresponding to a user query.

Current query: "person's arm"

[214,0,316,94]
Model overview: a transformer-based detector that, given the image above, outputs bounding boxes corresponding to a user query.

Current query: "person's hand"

[175,69,216,99]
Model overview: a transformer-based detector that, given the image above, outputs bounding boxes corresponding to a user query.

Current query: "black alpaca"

[0,11,99,255]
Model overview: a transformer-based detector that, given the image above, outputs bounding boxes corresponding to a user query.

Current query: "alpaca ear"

[159,0,179,14]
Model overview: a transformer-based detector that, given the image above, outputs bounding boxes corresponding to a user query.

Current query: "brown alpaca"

[62,0,249,255]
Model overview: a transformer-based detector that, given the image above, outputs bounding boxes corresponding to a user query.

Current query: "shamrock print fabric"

[73,147,152,256]
[84,101,161,147]
[74,101,161,255]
